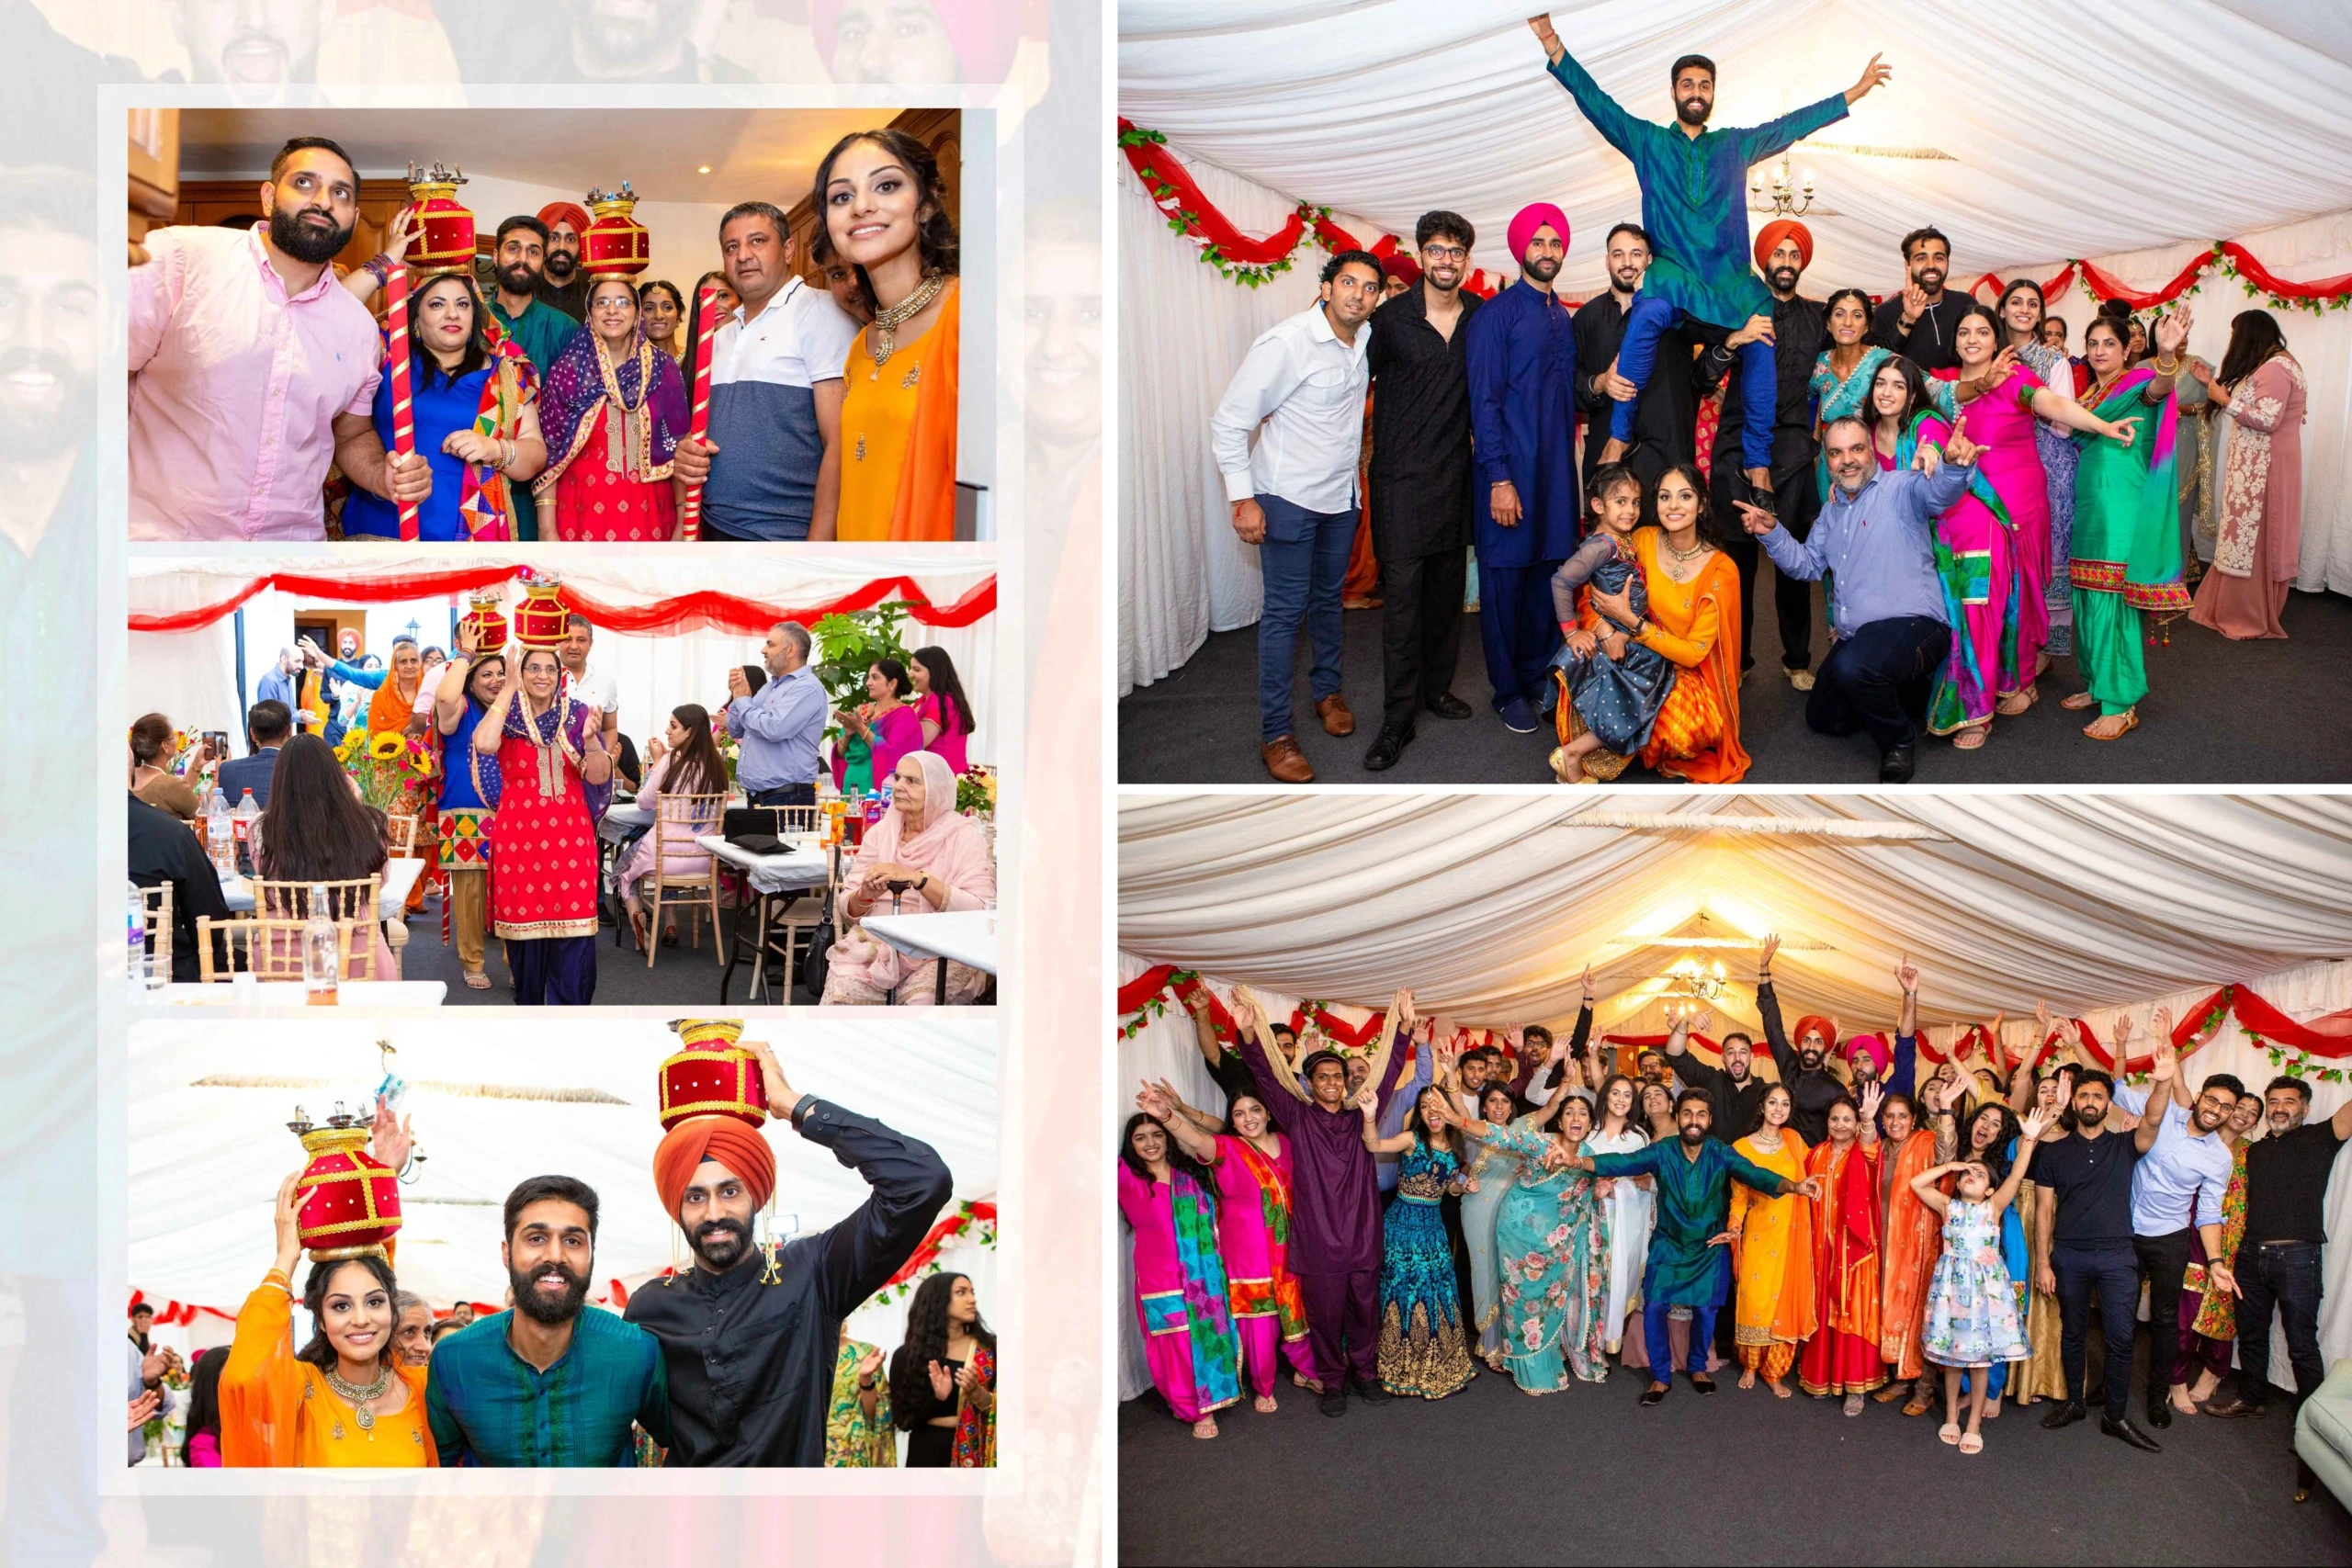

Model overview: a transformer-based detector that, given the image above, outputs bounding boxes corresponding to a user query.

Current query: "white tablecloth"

[697,835,830,897]
[220,857,424,918]
[139,981,447,1007]
[861,910,999,976]
[599,802,653,843]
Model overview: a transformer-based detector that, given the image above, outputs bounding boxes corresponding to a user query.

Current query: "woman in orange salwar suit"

[1876,1075,1961,1415]
[1586,464,1749,784]
[1801,1085,1885,1410]
[1728,1083,1816,1394]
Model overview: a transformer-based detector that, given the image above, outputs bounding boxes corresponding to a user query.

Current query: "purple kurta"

[1235,1032,1389,1274]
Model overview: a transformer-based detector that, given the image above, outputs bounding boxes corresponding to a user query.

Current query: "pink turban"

[1507,202,1571,264]
[537,201,590,237]
[1753,218,1814,275]
[813,0,1022,82]
[1844,1032,1890,1077]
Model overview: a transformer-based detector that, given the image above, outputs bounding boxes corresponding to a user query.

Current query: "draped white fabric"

[130,1015,997,1319]
[1116,2,2352,687]
[1115,794,2352,1398]
[128,553,997,765]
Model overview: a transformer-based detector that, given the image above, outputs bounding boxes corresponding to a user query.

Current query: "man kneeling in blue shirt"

[1735,414,1979,783]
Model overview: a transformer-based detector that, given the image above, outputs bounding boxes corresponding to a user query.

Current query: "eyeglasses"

[1421,244,1468,261]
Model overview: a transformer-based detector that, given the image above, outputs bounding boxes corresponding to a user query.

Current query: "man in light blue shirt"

[2110,1021,2243,1428]
[254,645,300,710]
[723,619,827,807]
[1738,414,1975,783]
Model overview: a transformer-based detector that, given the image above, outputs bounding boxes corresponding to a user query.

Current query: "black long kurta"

[1757,978,1846,1148]
[1365,284,1482,560]
[1699,291,1827,479]
[623,1100,953,1466]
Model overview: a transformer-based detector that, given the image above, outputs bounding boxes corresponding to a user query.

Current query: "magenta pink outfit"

[1931,367,2052,731]
[616,752,722,901]
[916,692,972,774]
[1120,1164,1216,1422]
[1208,1134,1317,1396]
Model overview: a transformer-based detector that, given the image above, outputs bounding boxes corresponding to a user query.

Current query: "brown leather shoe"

[1316,694,1355,737]
[1261,737,1315,783]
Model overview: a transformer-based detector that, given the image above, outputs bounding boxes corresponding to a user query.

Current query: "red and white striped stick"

[385,261,420,541]
[679,280,718,541]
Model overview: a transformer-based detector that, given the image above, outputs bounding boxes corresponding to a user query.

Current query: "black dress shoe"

[2040,1400,2086,1429]
[1424,692,1475,721]
[2102,1415,2162,1452]
[1318,1388,1347,1417]
[1880,743,1917,784]
[1638,1383,1668,1407]
[1690,1375,1717,1395]
[1351,1378,1392,1405]
[1363,723,1414,772]
[2146,1396,2173,1429]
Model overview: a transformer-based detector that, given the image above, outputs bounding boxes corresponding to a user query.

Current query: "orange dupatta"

[1728,1133,1817,1347]
[888,284,960,542]
[1631,529,1749,784]
[1807,1137,1883,1346]
[1878,1129,1943,1378]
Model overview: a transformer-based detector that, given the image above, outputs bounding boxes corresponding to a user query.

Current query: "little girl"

[1545,463,1677,783]
[1913,1105,2052,1453]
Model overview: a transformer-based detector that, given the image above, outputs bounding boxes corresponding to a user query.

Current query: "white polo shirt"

[701,277,862,540]
[1209,302,1371,515]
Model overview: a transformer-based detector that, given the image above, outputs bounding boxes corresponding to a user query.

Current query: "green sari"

[2069,367,2188,716]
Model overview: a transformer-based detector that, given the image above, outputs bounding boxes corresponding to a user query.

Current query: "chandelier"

[1747,150,1815,217]
[1660,958,1729,1020]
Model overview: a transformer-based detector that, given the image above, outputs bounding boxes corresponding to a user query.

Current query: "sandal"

[1191,1416,1218,1439]
[1996,684,2038,716]
[1951,726,1988,750]
[628,910,650,951]
[462,970,492,990]
[1903,1392,1935,1417]
[2085,709,2140,741]
[1939,1421,1962,1446]
[1959,1431,1984,1455]
[2060,691,2098,711]
[1253,1394,1277,1414]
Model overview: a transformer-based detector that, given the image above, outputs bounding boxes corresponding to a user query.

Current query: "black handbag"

[794,893,835,1003]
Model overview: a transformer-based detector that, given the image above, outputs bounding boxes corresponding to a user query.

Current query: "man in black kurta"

[1702,220,1828,678]
[1362,211,1483,772]
[1571,225,1703,525]
[1867,226,1968,371]
[626,1043,953,1465]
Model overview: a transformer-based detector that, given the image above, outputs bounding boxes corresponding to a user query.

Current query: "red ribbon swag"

[129,570,997,636]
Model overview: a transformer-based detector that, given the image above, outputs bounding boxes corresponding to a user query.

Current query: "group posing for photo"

[1216,16,2306,783]
[1122,942,2346,1461]
[152,1040,994,1469]
[130,127,961,544]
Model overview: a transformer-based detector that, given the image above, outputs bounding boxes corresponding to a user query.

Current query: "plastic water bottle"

[233,791,259,874]
[126,882,149,999]
[303,886,340,1006]
[205,792,233,875]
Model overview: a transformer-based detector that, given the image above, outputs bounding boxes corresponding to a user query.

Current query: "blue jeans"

[2233,1240,2327,1406]
[1809,615,1952,753]
[2053,1240,2138,1420]
[1644,1296,1717,1380]
[1255,493,1355,742]
[1615,297,1777,471]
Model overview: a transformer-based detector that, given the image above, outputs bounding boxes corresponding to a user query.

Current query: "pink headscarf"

[848,750,995,905]
[1507,202,1571,264]
[812,0,1021,82]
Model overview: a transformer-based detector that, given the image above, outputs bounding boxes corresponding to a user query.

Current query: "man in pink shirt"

[129,136,430,540]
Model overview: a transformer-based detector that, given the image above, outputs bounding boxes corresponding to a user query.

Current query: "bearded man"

[625,1039,952,1466]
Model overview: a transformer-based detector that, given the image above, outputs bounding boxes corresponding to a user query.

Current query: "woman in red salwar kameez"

[471,646,613,1005]
[531,276,690,542]
[1801,1085,1886,1411]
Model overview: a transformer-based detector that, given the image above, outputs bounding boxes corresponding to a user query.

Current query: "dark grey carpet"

[1119,1348,2352,1566]
[1119,574,2352,784]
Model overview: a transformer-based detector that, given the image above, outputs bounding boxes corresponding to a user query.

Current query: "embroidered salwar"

[1208,1133,1316,1396]
[1799,1138,1884,1396]
[2070,367,2188,716]
[1728,1132,1816,1369]
[1119,1162,1242,1424]
[1878,1129,1943,1382]
[1377,1138,1476,1398]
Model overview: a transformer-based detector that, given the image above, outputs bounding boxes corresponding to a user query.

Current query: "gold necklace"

[1663,533,1709,564]
[323,1360,391,1430]
[869,271,949,367]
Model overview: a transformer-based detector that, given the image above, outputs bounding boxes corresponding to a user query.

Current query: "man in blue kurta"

[1568,1089,1819,1403]
[1528,13,1892,513]
[1464,203,1581,734]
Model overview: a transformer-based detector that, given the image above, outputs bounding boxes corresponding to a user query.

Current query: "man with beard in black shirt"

[1754,932,1850,1147]
[1870,227,1969,371]
[627,1038,951,1465]
[1702,220,1827,680]
[1362,210,1482,772]
[1573,223,1702,525]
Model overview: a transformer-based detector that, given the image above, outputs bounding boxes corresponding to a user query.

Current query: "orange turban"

[1791,1014,1838,1055]
[537,200,590,237]
[653,1117,775,1218]
[1753,219,1814,275]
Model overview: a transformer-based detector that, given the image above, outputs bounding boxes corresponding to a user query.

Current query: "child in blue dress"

[1545,463,1676,782]
[1912,1105,2052,1454]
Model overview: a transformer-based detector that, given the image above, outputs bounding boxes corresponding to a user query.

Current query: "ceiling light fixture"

[697,164,712,175]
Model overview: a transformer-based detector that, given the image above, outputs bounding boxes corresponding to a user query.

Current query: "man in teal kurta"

[1572,1089,1818,1402]
[1527,14,1890,511]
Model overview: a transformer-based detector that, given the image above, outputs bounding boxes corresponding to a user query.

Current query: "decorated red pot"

[458,588,508,653]
[659,1018,768,1132]
[290,1110,402,1261]
[511,573,571,650]
[581,183,650,279]
[403,162,477,281]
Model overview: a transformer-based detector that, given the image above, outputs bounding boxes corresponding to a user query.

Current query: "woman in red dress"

[470,645,613,1004]
[531,276,690,541]
[1800,1083,1887,1412]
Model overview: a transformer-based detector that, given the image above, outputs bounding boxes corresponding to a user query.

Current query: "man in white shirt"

[559,615,620,750]
[1210,250,1382,783]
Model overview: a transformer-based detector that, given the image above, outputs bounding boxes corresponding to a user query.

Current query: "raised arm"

[2133,1031,2175,1156]
[1182,987,1227,1072]
[1755,936,1799,1082]
[1528,15,1641,160]
[1736,80,1855,166]
[1137,1083,1219,1166]
[2009,1003,2052,1114]
[1989,1108,2052,1216]
[1229,988,1311,1106]
[470,659,522,755]
[1368,988,1419,1120]
[1907,1159,1955,1218]
[2153,1010,2195,1116]
[1360,1082,1419,1156]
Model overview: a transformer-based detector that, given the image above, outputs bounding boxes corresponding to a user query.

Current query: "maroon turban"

[1380,253,1422,287]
